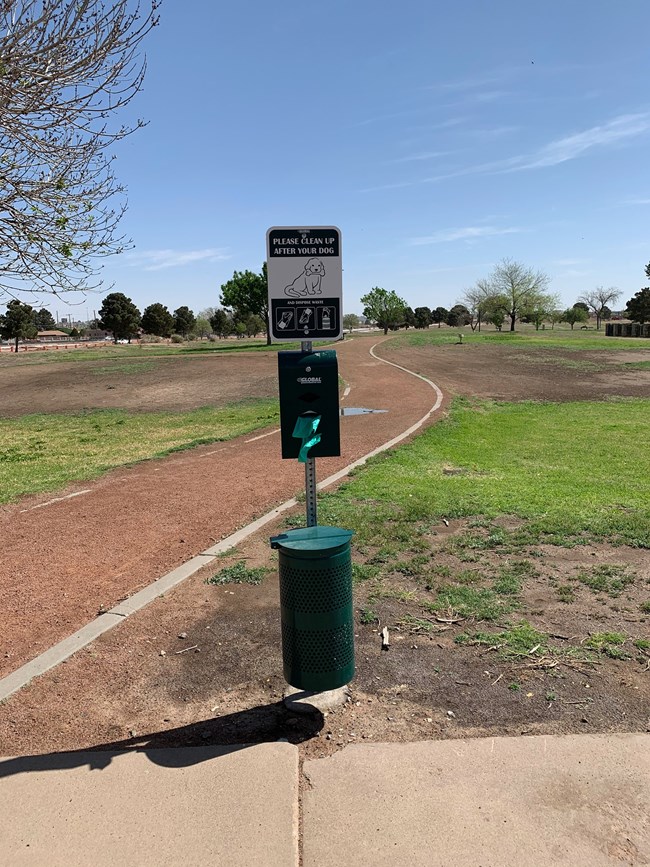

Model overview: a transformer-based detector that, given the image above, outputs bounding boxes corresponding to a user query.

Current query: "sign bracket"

[301,339,318,527]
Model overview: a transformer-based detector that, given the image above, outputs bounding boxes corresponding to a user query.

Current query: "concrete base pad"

[283,684,351,714]
[0,743,299,866]
[302,733,650,866]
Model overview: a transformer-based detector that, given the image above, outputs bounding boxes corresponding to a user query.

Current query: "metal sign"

[266,226,342,342]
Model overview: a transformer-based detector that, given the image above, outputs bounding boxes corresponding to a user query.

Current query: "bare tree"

[485,259,550,332]
[0,0,160,301]
[578,286,621,330]
[463,278,494,332]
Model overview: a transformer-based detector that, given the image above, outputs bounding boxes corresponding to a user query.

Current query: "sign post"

[268,226,354,698]
[267,227,342,527]
[266,227,342,343]
[300,339,318,526]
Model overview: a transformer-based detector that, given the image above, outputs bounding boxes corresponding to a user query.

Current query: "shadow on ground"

[0,700,323,778]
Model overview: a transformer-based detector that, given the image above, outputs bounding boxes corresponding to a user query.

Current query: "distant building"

[36,330,70,342]
[86,328,112,340]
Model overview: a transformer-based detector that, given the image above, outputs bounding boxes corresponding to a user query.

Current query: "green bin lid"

[270,525,353,557]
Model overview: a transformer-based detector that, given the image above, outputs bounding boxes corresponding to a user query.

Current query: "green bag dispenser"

[270,526,354,691]
[277,350,340,460]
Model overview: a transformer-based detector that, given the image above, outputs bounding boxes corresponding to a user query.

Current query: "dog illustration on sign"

[284,258,325,297]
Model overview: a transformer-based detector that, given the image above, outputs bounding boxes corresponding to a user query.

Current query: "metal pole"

[301,340,318,527]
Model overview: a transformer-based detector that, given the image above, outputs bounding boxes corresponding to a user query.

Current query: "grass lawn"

[0,398,279,504]
[295,395,650,698]
[317,397,650,548]
[388,328,650,352]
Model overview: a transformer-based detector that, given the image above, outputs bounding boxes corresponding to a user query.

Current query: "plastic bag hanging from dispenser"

[292,414,321,463]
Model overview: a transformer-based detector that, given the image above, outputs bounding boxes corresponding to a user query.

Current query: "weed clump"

[455,621,547,658]
[584,632,629,659]
[426,585,512,622]
[206,562,268,586]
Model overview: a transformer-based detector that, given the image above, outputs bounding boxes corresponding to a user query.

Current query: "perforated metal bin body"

[270,526,354,691]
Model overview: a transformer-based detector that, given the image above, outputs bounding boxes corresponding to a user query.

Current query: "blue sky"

[58,0,650,319]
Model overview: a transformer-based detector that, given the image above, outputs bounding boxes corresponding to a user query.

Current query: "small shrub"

[170,333,183,344]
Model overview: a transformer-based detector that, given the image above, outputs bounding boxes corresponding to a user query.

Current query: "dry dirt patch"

[383,343,650,402]
[0,353,278,417]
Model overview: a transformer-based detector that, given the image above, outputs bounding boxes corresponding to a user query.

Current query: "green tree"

[361,287,407,335]
[244,313,266,337]
[402,307,416,329]
[32,308,57,331]
[625,288,650,324]
[446,304,471,327]
[0,0,160,300]
[343,313,360,333]
[520,293,560,330]
[645,262,650,282]
[98,292,141,343]
[561,306,589,330]
[209,308,232,338]
[194,317,212,339]
[234,321,247,339]
[578,287,621,331]
[573,301,590,313]
[220,263,270,344]
[141,303,174,337]
[173,306,196,336]
[484,306,505,331]
[0,300,39,350]
[432,306,448,328]
[413,306,432,328]
[481,294,509,331]
[482,259,550,331]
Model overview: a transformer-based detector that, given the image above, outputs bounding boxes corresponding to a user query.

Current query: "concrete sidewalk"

[0,743,299,866]
[303,733,650,866]
[1,734,648,866]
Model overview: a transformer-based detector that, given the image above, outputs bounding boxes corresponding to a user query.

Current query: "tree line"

[2,260,649,350]
[355,259,650,335]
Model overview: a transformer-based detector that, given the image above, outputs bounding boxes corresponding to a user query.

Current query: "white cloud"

[621,196,650,205]
[469,125,520,138]
[409,226,524,245]
[362,112,650,193]
[127,248,231,271]
[511,113,650,171]
[387,150,456,164]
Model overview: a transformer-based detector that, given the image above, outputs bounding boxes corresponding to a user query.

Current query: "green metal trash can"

[270,526,354,691]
